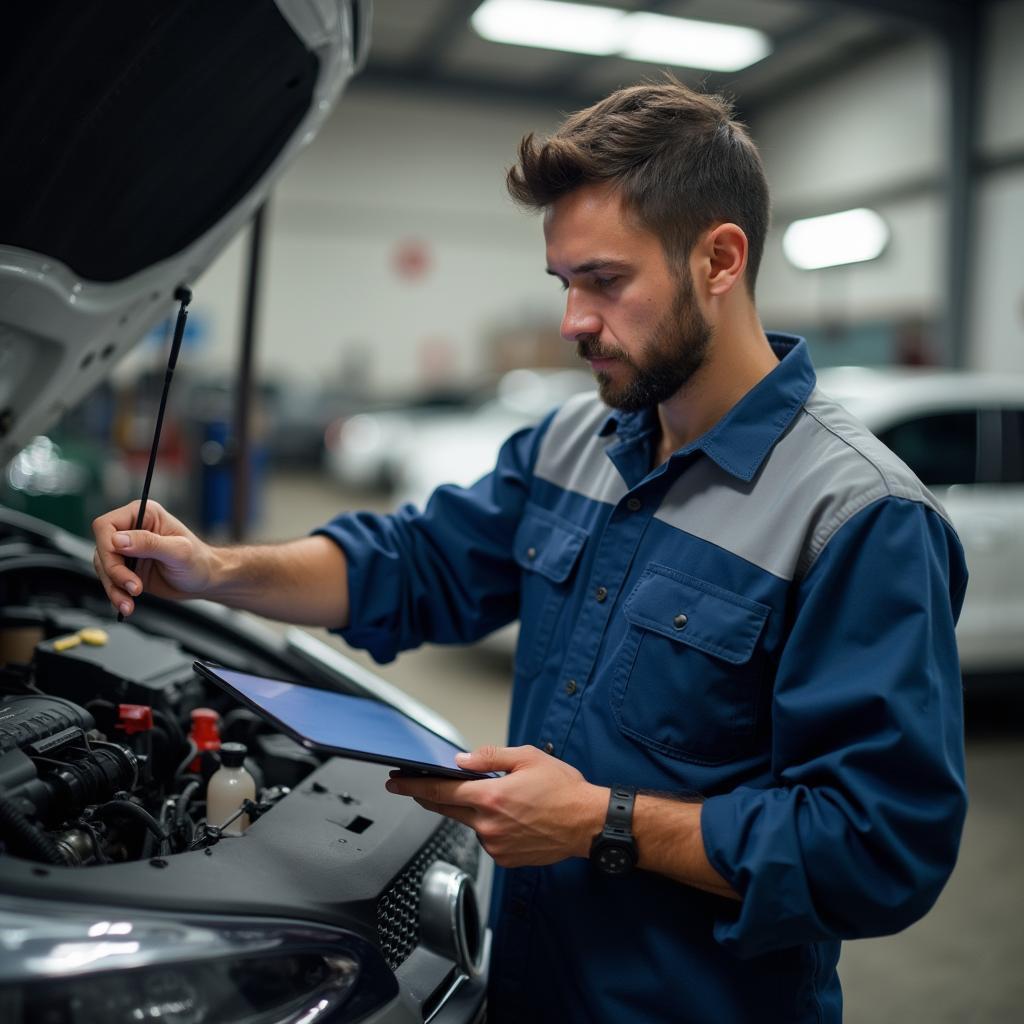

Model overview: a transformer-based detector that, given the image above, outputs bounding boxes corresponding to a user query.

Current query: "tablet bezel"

[193,660,495,780]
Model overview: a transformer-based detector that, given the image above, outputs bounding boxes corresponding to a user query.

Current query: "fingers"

[91,504,146,609]
[411,799,479,829]
[455,744,535,774]
[91,500,181,616]
[385,773,483,808]
[93,548,137,617]
[91,499,168,539]
[92,530,157,617]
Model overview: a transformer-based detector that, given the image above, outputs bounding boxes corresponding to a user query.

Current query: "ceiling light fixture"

[471,0,772,71]
[621,13,771,72]
[782,209,891,270]
[471,0,625,57]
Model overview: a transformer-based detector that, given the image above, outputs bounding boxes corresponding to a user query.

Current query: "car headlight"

[0,898,397,1024]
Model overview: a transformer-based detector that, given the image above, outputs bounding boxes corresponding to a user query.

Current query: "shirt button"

[595,585,608,603]
[526,546,537,559]
[543,741,555,755]
[626,497,642,512]
[673,613,688,629]
[565,679,577,695]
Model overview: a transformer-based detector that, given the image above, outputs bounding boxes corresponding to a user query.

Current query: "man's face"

[543,183,713,412]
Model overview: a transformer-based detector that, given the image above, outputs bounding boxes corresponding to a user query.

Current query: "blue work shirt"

[315,335,968,1023]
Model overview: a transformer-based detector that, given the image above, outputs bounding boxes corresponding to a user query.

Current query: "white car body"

[394,368,594,508]
[816,366,1024,675]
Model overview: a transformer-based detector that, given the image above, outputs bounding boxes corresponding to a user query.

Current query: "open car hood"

[0,0,371,466]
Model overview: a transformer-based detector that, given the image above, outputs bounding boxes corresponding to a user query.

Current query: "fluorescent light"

[622,13,771,72]
[471,0,772,71]
[472,0,625,57]
[782,208,890,270]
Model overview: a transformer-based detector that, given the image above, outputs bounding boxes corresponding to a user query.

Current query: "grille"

[376,818,481,970]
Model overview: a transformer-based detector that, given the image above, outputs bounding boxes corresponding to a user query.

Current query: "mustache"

[576,335,626,363]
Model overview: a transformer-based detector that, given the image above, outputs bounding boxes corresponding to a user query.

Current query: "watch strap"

[589,784,638,875]
[604,785,636,835]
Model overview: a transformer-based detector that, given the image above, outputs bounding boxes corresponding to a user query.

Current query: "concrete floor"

[254,470,1024,1023]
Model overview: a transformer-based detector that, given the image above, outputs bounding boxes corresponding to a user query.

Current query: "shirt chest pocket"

[513,504,587,679]
[610,564,771,764]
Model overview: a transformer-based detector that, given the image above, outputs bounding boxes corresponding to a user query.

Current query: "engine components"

[34,619,203,714]
[0,694,138,828]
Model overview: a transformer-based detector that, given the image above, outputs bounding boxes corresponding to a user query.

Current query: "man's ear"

[695,222,748,297]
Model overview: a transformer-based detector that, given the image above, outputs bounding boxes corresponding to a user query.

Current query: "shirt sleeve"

[311,414,553,664]
[699,494,969,958]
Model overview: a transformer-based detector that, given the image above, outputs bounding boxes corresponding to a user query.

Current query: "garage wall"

[755,1,1024,372]
[133,2,1024,392]
[752,38,945,340]
[173,88,567,395]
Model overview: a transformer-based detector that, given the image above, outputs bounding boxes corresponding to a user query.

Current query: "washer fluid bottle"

[206,742,255,836]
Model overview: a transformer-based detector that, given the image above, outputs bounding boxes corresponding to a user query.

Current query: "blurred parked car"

[324,389,484,492]
[0,3,493,1022]
[816,366,1024,679]
[394,368,594,508]
[263,380,387,468]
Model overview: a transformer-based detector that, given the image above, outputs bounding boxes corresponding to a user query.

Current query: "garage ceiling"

[355,0,985,117]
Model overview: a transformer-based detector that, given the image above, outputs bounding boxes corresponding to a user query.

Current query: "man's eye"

[594,276,618,290]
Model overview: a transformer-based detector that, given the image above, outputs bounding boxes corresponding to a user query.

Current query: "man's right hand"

[92,499,218,618]
[91,501,350,627]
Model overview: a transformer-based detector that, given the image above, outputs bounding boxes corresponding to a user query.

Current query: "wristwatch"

[589,785,638,876]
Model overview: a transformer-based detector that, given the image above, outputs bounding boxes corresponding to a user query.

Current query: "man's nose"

[560,289,602,343]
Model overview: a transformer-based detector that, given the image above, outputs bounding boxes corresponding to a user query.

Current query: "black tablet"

[194,661,495,780]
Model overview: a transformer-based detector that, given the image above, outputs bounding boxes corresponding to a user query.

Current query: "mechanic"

[92,79,968,1023]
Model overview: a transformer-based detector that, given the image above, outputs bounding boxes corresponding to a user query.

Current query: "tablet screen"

[197,663,480,777]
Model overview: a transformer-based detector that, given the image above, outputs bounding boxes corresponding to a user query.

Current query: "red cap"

[116,704,154,736]
[189,707,221,750]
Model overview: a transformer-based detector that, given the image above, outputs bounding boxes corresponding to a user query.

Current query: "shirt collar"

[596,333,816,482]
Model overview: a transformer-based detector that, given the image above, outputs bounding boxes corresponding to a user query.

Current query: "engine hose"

[0,793,65,865]
[144,798,176,860]
[151,708,185,747]
[93,799,169,853]
[176,780,201,828]
[174,740,199,779]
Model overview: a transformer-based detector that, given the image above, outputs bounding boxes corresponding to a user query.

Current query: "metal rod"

[118,286,191,622]
[232,204,266,542]
[943,8,981,369]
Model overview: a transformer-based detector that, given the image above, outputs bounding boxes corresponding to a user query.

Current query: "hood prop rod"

[117,286,192,623]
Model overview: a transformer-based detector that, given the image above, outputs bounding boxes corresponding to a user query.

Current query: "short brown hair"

[507,77,770,295]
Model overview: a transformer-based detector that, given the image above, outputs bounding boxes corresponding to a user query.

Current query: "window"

[877,412,978,487]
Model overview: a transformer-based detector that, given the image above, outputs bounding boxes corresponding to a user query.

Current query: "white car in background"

[395,368,594,508]
[816,366,1024,678]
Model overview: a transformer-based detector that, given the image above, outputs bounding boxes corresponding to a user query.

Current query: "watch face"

[595,839,636,875]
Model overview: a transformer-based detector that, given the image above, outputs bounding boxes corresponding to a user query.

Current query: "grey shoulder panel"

[533,393,629,506]
[653,388,952,581]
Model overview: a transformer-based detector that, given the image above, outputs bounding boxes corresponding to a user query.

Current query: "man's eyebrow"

[545,259,628,277]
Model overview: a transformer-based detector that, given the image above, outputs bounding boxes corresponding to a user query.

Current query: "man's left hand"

[385,745,607,868]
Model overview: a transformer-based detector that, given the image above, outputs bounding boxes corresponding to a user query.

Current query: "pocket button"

[673,613,689,629]
[595,586,608,603]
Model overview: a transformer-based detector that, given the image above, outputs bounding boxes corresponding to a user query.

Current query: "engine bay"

[0,612,318,867]
[0,514,488,1009]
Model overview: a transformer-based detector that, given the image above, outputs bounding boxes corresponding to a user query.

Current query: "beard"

[576,274,712,413]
